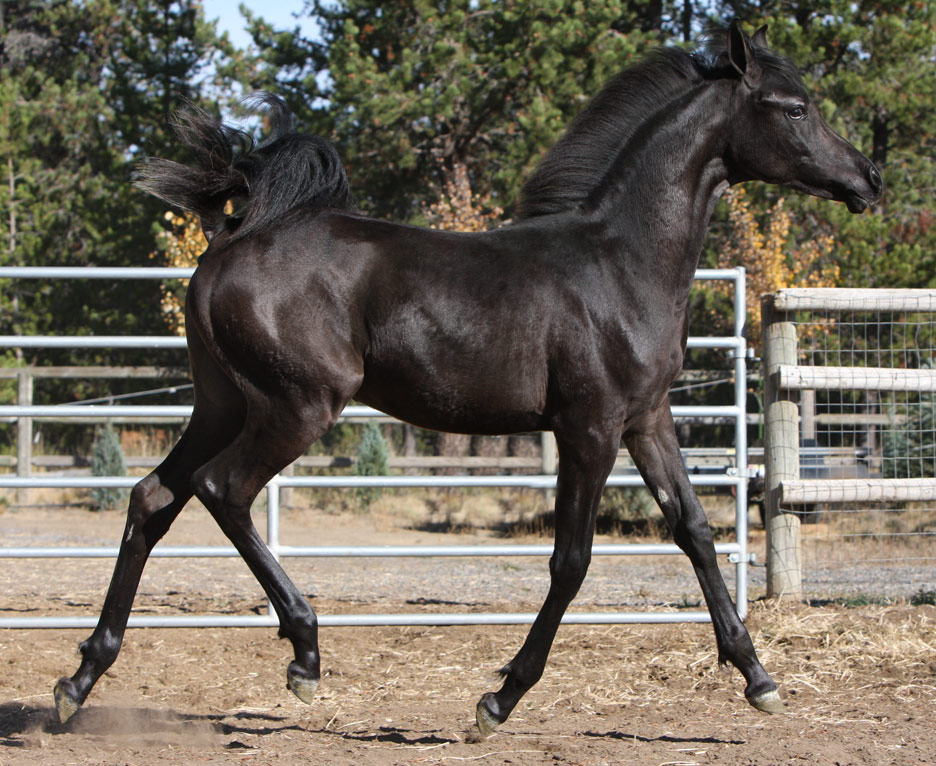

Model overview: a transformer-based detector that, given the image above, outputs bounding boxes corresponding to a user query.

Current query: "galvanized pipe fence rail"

[0,266,751,628]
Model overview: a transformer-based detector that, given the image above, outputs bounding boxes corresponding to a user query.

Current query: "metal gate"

[0,266,751,628]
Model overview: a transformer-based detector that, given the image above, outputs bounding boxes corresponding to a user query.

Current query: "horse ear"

[727,19,762,84]
[751,25,769,49]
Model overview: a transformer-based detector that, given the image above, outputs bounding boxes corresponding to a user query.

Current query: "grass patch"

[910,588,936,606]
[834,593,895,608]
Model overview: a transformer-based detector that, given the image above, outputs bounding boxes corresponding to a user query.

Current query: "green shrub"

[353,421,390,509]
[882,358,936,478]
[599,486,658,525]
[910,588,936,606]
[90,423,128,511]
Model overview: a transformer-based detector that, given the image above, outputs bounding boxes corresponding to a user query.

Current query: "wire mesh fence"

[766,289,936,600]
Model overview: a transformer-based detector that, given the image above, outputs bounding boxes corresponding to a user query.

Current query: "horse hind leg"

[190,385,356,706]
[53,408,239,723]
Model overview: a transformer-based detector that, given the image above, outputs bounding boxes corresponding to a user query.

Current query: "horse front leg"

[623,405,783,714]
[475,425,619,736]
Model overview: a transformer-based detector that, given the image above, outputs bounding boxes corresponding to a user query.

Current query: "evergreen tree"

[105,0,222,161]
[228,0,657,220]
[90,423,128,511]
[353,421,390,508]
[0,1,227,372]
[882,360,936,479]
[708,1,936,289]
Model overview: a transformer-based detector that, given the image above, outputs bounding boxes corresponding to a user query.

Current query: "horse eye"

[787,105,807,120]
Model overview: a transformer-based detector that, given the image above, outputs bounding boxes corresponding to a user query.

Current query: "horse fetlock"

[286,661,320,705]
[53,678,84,724]
[79,629,122,667]
[277,616,319,645]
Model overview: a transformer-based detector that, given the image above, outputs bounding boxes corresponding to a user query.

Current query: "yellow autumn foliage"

[716,187,838,343]
[422,162,503,233]
[149,211,206,336]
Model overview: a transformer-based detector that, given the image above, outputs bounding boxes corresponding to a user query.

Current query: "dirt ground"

[1,500,934,765]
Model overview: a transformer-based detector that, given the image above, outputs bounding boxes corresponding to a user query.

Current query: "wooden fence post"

[541,431,557,507]
[762,295,802,599]
[16,369,33,507]
[279,461,295,508]
[800,389,816,443]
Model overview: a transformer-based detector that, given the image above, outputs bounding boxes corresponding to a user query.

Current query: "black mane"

[516,33,795,220]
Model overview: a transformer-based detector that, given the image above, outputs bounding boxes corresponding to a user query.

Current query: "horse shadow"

[0,700,461,751]
[0,700,312,748]
[310,724,456,746]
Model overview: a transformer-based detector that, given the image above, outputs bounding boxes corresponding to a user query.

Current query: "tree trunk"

[472,434,507,475]
[508,434,540,476]
[437,432,471,475]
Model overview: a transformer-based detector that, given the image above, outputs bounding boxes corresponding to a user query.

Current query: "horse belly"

[355,352,548,435]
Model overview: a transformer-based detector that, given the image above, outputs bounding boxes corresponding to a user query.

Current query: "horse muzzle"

[843,161,884,214]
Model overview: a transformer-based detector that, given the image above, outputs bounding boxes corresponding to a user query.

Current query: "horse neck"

[586,81,732,299]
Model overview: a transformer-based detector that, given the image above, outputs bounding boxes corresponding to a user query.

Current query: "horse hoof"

[53,679,81,724]
[475,701,500,738]
[749,689,785,714]
[286,667,319,705]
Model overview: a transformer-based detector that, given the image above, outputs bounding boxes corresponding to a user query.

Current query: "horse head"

[723,21,883,213]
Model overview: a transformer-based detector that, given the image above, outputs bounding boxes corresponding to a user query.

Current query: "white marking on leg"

[125,523,134,542]
[657,489,669,505]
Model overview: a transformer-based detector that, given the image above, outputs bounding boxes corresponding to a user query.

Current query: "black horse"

[53,22,881,734]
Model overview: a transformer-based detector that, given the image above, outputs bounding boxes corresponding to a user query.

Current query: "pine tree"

[228,0,655,221]
[882,360,936,479]
[353,421,391,508]
[0,1,227,371]
[90,423,128,511]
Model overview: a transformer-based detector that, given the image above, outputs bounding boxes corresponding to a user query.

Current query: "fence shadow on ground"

[410,510,674,539]
[583,729,746,745]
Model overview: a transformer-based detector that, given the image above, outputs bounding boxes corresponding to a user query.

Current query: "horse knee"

[675,511,713,545]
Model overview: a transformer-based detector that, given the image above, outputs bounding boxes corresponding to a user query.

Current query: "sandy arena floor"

[1,502,934,765]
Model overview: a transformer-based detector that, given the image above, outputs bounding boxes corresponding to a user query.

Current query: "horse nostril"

[867,164,884,198]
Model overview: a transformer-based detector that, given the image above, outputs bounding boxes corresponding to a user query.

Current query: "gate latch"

[728,552,760,565]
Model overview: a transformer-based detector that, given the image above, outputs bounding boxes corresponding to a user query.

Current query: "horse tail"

[137,93,354,242]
